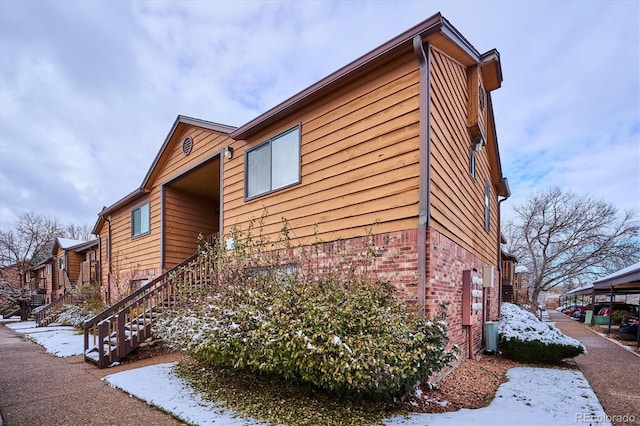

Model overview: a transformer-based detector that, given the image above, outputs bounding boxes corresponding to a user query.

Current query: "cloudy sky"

[0,0,638,231]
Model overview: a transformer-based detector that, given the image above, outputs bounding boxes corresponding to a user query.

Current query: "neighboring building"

[52,238,98,300]
[93,13,509,358]
[501,248,518,304]
[0,263,26,290]
[27,257,54,303]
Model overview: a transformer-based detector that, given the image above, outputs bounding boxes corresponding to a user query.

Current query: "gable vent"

[182,136,193,155]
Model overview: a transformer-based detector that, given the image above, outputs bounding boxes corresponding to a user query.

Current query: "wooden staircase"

[502,283,515,304]
[83,248,215,368]
[35,292,74,327]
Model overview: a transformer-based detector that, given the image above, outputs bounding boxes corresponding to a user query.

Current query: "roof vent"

[182,136,193,155]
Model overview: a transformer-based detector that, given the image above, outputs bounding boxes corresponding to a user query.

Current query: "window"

[130,279,149,292]
[469,146,477,179]
[484,181,491,233]
[131,202,150,237]
[58,258,64,270]
[246,126,300,199]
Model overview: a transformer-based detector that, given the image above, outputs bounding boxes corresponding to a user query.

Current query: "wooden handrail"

[84,247,216,368]
[35,292,73,327]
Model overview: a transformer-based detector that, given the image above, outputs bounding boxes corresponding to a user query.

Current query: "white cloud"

[0,0,638,231]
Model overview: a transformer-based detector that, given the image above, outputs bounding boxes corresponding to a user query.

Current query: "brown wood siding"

[156,127,229,185]
[66,251,82,283]
[164,186,219,268]
[429,47,498,264]
[99,125,232,289]
[106,196,159,275]
[223,54,421,243]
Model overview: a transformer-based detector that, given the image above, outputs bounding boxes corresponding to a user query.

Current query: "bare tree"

[503,187,640,311]
[0,212,64,288]
[63,223,95,241]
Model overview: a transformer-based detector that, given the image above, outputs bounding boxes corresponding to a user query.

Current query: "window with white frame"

[131,202,150,237]
[246,126,300,199]
[484,181,491,233]
[469,146,477,179]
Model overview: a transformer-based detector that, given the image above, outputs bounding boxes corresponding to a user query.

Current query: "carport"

[588,262,640,347]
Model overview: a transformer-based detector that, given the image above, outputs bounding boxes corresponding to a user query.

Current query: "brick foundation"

[102,267,163,303]
[274,227,500,361]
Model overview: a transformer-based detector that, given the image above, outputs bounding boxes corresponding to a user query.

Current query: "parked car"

[562,304,585,317]
[596,303,639,317]
[619,315,639,336]
[573,303,608,322]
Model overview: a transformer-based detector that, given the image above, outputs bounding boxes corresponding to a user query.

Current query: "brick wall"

[102,267,162,303]
[425,227,500,360]
[0,264,25,289]
[265,227,499,361]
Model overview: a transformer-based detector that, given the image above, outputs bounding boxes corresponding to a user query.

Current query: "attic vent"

[182,136,193,156]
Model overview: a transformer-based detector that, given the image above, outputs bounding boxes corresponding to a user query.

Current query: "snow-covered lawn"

[5,320,86,357]
[104,362,610,426]
[3,317,611,426]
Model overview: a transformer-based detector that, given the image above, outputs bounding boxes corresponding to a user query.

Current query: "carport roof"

[563,262,640,297]
[592,261,640,292]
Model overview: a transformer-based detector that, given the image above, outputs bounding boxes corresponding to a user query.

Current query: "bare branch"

[503,187,640,309]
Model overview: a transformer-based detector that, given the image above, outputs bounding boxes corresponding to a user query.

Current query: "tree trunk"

[18,299,30,321]
[530,287,542,315]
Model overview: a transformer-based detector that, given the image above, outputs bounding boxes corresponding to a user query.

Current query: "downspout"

[104,215,112,304]
[413,36,431,318]
[497,195,508,310]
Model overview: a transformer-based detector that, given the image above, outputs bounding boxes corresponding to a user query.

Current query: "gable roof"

[230,12,502,141]
[55,238,87,250]
[70,239,98,253]
[92,115,236,234]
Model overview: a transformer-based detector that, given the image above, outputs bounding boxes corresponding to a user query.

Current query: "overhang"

[230,12,503,141]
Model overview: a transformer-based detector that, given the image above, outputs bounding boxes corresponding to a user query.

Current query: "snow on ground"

[499,303,586,352]
[5,320,86,357]
[104,362,265,426]
[3,319,611,426]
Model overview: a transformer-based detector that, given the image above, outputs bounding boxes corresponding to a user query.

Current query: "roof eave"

[230,13,447,141]
[141,115,237,190]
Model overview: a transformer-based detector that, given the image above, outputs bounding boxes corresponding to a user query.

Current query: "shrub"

[158,220,458,400]
[499,303,585,364]
[56,304,97,328]
[612,310,633,325]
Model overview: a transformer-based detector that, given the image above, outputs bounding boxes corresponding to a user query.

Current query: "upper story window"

[469,146,477,180]
[245,126,300,199]
[131,202,150,238]
[484,181,491,233]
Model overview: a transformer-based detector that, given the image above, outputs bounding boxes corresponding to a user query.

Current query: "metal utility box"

[485,321,500,352]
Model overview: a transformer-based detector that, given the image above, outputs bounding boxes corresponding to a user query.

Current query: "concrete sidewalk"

[0,323,184,426]
[548,310,640,425]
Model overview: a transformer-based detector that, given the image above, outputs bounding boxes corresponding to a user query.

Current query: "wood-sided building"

[27,257,54,304]
[52,238,98,300]
[93,13,510,358]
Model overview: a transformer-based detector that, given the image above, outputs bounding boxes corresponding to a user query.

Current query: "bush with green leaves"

[499,303,585,364]
[56,304,98,328]
[158,219,458,400]
[612,310,633,325]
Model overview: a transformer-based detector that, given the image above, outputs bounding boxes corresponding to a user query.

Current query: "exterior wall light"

[471,137,484,152]
[224,146,234,160]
